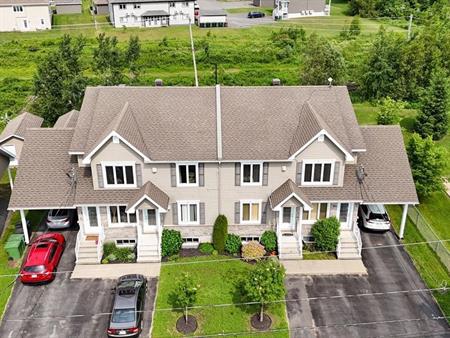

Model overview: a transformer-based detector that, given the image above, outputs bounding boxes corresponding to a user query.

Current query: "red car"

[20,233,65,284]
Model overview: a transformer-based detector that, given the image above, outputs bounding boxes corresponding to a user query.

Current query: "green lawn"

[53,0,94,26]
[303,249,336,260]
[387,205,450,318]
[152,255,289,337]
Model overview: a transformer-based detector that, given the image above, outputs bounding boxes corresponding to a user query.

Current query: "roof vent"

[272,78,281,86]
[155,79,163,87]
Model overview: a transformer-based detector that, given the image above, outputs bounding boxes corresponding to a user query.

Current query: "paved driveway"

[285,230,450,338]
[0,229,157,338]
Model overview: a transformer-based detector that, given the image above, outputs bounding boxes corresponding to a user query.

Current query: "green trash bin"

[5,240,22,260]
[8,234,25,243]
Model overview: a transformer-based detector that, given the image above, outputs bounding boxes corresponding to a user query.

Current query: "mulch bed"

[250,313,272,331]
[176,315,198,334]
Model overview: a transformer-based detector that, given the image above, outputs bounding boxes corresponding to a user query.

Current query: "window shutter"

[235,162,241,186]
[296,161,302,185]
[333,162,340,185]
[234,202,240,224]
[198,163,205,187]
[262,162,269,186]
[136,163,142,187]
[170,163,176,187]
[199,202,205,224]
[96,164,104,188]
[261,202,267,224]
[172,203,178,225]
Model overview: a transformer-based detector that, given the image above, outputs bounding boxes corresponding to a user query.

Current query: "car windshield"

[111,308,135,323]
[49,209,68,217]
[369,213,388,221]
[23,265,46,273]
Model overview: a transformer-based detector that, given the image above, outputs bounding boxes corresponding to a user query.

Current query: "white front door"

[280,207,296,231]
[83,206,100,234]
[338,203,352,230]
[142,209,158,233]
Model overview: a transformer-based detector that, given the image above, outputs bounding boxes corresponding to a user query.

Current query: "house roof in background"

[0,0,48,5]
[0,112,43,144]
[141,10,170,16]
[109,0,192,3]
[55,0,81,4]
[200,9,227,16]
[93,0,108,5]
[54,110,79,129]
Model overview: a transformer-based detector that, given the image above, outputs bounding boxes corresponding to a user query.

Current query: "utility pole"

[407,14,413,40]
[188,18,199,87]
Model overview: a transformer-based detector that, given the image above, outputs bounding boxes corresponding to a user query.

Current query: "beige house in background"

[0,0,51,32]
[8,85,418,265]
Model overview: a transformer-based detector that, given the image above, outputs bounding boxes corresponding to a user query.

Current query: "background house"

[108,0,195,28]
[274,0,330,20]
[55,0,82,14]
[0,0,52,31]
[196,9,227,28]
[93,0,108,14]
[253,0,273,8]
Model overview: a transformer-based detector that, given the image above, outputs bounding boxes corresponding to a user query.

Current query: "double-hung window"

[103,163,135,188]
[241,163,262,185]
[178,202,199,225]
[13,5,23,12]
[109,205,137,226]
[303,203,328,221]
[241,201,261,224]
[302,161,334,185]
[119,4,126,9]
[177,163,198,186]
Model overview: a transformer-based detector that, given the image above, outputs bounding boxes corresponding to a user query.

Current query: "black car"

[107,274,147,337]
[248,11,265,18]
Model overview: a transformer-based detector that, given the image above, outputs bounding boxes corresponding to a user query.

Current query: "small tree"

[171,273,197,323]
[311,217,340,252]
[376,97,404,125]
[212,215,228,254]
[407,133,446,197]
[241,258,286,322]
[93,33,124,85]
[125,35,141,82]
[349,16,361,37]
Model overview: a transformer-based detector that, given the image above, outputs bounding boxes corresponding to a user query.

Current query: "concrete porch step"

[79,241,97,248]
[77,257,99,264]
[78,246,97,253]
[78,251,98,259]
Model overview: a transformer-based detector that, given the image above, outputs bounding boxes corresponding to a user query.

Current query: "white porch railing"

[75,226,84,263]
[336,239,341,258]
[353,224,362,257]
[136,218,142,261]
[96,225,105,263]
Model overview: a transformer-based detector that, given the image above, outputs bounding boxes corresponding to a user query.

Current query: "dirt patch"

[250,313,272,331]
[176,315,198,334]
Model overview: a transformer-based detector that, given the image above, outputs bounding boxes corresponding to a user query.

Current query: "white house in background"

[274,0,330,20]
[196,9,227,28]
[0,0,51,32]
[108,0,195,28]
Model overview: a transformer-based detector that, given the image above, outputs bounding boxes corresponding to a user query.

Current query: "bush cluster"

[161,229,183,257]
[260,231,277,252]
[199,242,215,255]
[225,234,241,255]
[311,217,340,252]
[241,241,266,261]
[102,242,135,264]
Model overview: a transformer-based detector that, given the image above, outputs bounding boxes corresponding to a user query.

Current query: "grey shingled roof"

[200,9,227,16]
[141,10,169,16]
[8,129,76,210]
[70,86,365,161]
[55,0,81,4]
[0,112,43,144]
[54,110,79,129]
[126,181,169,211]
[269,179,311,208]
[0,0,48,5]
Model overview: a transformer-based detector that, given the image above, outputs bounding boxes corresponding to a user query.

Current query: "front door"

[83,206,100,234]
[142,209,158,233]
[280,207,296,231]
[338,203,352,230]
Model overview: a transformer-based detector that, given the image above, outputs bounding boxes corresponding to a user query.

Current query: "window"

[23,20,27,28]
[282,207,296,224]
[169,1,175,6]
[13,5,23,12]
[183,1,189,6]
[339,203,349,222]
[241,163,262,185]
[144,209,157,225]
[40,19,44,25]
[303,161,333,184]
[182,237,199,248]
[241,201,261,224]
[177,163,197,186]
[119,4,126,9]
[87,207,99,228]
[178,202,199,224]
[109,206,137,226]
[116,239,136,247]
[103,163,135,187]
[133,3,140,8]
[240,236,259,243]
[304,203,328,221]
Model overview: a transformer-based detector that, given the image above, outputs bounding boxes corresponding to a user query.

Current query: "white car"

[359,204,391,231]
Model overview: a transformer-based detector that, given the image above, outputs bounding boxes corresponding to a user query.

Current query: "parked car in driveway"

[107,274,147,338]
[248,11,265,18]
[359,204,391,231]
[46,209,75,229]
[20,233,65,284]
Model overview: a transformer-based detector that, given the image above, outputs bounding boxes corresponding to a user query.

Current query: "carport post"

[19,209,29,244]
[399,204,408,239]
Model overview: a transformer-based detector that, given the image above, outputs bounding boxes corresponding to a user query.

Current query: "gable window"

[241,200,261,224]
[177,163,197,186]
[241,163,262,185]
[302,161,334,185]
[178,201,199,225]
[108,205,137,226]
[119,4,126,9]
[103,163,135,187]
[13,5,23,12]
[133,3,140,8]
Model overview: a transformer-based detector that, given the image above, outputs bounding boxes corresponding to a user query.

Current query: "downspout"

[215,85,223,215]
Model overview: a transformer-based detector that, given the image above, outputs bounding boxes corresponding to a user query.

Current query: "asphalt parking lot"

[0,229,157,338]
[285,230,450,338]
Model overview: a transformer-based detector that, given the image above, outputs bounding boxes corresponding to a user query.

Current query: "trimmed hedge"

[311,217,340,252]
[212,215,228,254]
[225,233,241,255]
[161,229,183,257]
[260,230,277,252]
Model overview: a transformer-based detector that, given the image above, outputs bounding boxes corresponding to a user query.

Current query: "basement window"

[240,236,260,243]
[115,239,136,247]
[182,237,199,248]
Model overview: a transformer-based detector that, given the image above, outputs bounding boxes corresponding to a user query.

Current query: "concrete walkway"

[71,262,161,279]
[281,259,368,276]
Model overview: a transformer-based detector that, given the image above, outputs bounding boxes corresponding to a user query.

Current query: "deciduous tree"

[93,33,124,85]
[171,273,198,323]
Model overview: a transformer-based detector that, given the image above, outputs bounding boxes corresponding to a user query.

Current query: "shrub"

[212,215,228,254]
[376,97,403,125]
[161,229,183,257]
[260,231,277,252]
[241,241,266,261]
[199,242,215,255]
[311,217,341,252]
[102,242,135,264]
[225,233,241,255]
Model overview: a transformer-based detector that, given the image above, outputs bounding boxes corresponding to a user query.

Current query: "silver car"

[46,209,75,229]
[359,204,391,231]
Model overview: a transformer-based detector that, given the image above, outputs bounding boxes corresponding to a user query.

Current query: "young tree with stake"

[172,273,197,323]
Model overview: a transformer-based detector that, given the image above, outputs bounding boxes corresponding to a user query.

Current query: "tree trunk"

[260,303,264,322]
[185,307,188,324]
